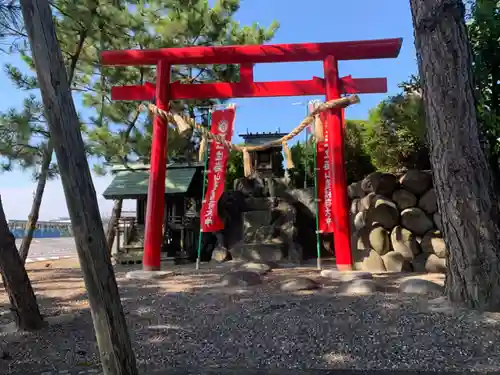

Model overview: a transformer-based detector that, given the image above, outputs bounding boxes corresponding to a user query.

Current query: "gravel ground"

[1,260,500,374]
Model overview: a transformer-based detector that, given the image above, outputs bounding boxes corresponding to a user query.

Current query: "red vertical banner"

[200,108,235,232]
[313,103,334,234]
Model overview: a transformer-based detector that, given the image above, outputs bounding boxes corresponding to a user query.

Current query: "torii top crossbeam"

[101,38,402,66]
[102,38,402,101]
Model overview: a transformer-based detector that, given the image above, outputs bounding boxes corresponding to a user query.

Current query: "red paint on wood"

[101,38,402,66]
[142,61,170,271]
[323,56,353,269]
[240,63,254,85]
[110,77,388,101]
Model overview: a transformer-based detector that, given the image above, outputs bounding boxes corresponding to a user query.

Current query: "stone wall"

[348,170,446,273]
[214,178,331,262]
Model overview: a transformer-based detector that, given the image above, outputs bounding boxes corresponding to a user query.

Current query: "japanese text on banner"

[314,108,334,234]
[200,108,235,232]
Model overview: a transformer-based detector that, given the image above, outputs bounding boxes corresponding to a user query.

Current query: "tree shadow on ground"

[1,263,500,375]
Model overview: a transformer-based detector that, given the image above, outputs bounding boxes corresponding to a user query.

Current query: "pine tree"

[19,1,138,373]
[410,0,500,310]
[83,0,278,250]
[84,0,279,167]
[0,194,44,331]
[0,0,23,51]
[0,1,142,261]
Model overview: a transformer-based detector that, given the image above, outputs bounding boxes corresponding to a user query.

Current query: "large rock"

[399,278,444,295]
[360,192,377,211]
[400,207,434,236]
[348,181,364,199]
[400,170,432,195]
[412,252,446,273]
[433,212,442,231]
[390,225,421,261]
[220,271,262,287]
[421,230,447,258]
[425,254,446,273]
[339,279,378,295]
[366,197,399,230]
[382,251,411,272]
[211,246,231,263]
[354,211,367,231]
[356,227,371,250]
[353,249,386,272]
[239,262,272,275]
[412,253,429,272]
[369,226,391,255]
[361,172,399,196]
[245,197,274,211]
[287,243,303,263]
[392,189,417,211]
[321,270,374,282]
[419,188,438,214]
[280,277,320,292]
[350,199,362,215]
[234,175,266,197]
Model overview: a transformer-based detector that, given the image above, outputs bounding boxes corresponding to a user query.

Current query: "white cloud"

[0,173,135,221]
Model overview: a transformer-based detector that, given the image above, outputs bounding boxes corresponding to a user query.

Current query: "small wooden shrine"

[102,162,205,263]
[239,131,288,178]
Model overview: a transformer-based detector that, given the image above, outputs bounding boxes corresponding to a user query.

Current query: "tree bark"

[410,0,500,311]
[19,1,138,374]
[0,195,45,331]
[106,199,122,256]
[19,141,53,263]
[19,1,92,263]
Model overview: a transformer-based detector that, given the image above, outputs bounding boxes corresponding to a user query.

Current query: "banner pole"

[196,110,212,270]
[310,101,322,270]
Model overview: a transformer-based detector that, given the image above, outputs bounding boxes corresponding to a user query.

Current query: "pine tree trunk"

[19,142,53,263]
[19,1,138,374]
[106,199,122,256]
[0,195,45,331]
[410,0,500,311]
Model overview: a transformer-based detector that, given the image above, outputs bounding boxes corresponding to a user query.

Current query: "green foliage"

[82,0,279,174]
[289,120,375,188]
[0,95,58,179]
[362,2,499,175]
[467,0,500,173]
[0,1,137,177]
[289,139,314,189]
[225,149,243,189]
[363,88,429,172]
[344,120,376,182]
[0,0,23,52]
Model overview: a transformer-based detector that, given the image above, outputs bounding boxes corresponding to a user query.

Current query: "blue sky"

[0,0,417,220]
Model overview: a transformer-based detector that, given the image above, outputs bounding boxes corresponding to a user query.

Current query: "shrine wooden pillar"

[323,56,353,270]
[143,60,170,270]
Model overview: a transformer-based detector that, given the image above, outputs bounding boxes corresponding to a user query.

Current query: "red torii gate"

[101,38,402,271]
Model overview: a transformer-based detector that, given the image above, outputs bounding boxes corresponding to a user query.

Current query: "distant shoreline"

[8,219,73,239]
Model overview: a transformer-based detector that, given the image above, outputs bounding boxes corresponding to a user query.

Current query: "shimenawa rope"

[139,94,360,153]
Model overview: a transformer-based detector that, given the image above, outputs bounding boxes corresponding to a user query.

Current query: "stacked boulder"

[348,170,446,273]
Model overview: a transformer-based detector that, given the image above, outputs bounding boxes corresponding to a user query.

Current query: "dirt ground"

[1,258,499,375]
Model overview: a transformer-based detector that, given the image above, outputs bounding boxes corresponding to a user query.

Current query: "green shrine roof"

[102,163,202,199]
